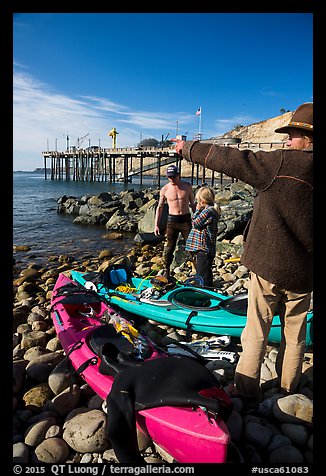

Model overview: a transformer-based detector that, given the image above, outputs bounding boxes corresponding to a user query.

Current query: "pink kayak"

[50,273,231,463]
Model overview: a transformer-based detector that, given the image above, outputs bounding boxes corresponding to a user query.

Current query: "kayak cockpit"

[170,289,248,315]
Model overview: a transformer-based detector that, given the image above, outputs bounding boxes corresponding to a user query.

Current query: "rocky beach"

[13,184,313,466]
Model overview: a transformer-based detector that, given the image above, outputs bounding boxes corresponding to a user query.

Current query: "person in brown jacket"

[174,102,313,406]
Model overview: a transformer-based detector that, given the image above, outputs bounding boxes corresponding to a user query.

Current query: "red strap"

[275,175,313,190]
[199,386,232,407]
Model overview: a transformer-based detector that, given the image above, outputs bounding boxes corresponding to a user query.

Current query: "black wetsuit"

[105,355,232,463]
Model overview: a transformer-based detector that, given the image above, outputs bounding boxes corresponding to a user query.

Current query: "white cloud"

[259,88,281,97]
[13,73,185,169]
[14,74,110,149]
[212,115,257,137]
[13,71,257,169]
[83,95,182,130]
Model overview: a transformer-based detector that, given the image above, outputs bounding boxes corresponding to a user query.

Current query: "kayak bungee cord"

[114,284,136,294]
[135,270,157,291]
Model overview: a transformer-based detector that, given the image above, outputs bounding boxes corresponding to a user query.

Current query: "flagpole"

[195,106,202,140]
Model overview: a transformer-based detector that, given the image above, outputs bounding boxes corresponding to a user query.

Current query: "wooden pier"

[42,146,181,188]
[42,141,286,188]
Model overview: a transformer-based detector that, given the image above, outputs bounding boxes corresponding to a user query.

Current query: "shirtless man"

[154,164,196,279]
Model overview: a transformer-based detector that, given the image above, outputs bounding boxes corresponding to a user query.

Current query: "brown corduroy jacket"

[181,141,313,293]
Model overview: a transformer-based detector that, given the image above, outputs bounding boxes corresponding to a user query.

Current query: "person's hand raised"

[170,138,185,156]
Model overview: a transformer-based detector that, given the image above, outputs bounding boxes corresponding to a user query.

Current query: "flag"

[195,107,201,116]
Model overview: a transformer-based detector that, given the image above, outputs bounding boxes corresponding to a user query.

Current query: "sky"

[13,12,313,171]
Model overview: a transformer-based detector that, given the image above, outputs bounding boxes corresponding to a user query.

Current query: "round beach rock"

[62,409,110,453]
[273,394,313,425]
[48,384,81,417]
[24,417,57,447]
[34,437,70,463]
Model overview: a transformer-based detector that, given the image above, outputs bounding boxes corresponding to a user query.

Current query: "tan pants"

[234,272,311,400]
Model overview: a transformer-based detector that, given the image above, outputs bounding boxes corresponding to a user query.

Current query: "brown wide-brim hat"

[275,102,313,134]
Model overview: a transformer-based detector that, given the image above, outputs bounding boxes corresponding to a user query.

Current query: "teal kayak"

[70,267,313,346]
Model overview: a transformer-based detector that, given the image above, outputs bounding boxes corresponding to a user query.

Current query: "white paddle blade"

[84,281,97,291]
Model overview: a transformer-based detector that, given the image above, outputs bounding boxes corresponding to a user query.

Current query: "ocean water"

[13,172,159,267]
